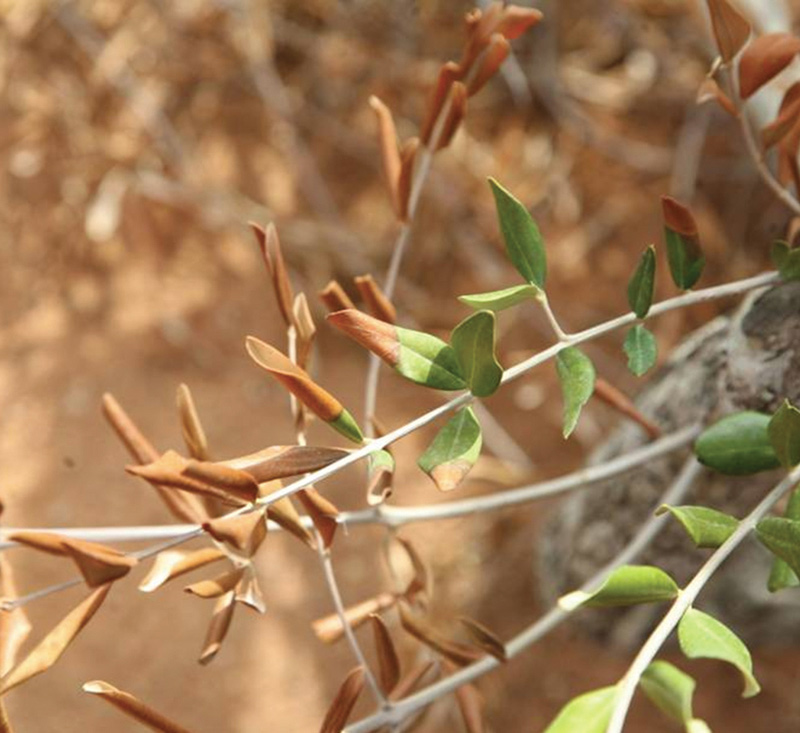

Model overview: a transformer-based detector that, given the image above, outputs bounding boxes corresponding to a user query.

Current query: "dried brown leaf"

[592,378,660,440]
[458,617,507,662]
[292,293,316,369]
[234,568,266,614]
[0,557,31,677]
[139,548,227,593]
[199,590,236,665]
[266,496,315,549]
[182,460,259,504]
[696,77,737,117]
[436,82,467,150]
[739,33,800,99]
[203,509,267,558]
[369,614,401,694]
[389,660,437,702]
[6,531,70,556]
[442,660,486,733]
[61,538,138,588]
[495,5,543,40]
[250,222,295,328]
[369,95,402,217]
[466,34,510,96]
[319,281,356,313]
[398,604,483,667]
[397,137,419,222]
[707,0,751,63]
[0,699,10,733]
[420,61,461,144]
[354,274,396,324]
[312,592,397,644]
[0,584,111,694]
[319,666,365,733]
[661,195,698,237]
[223,445,348,483]
[83,680,194,733]
[297,488,339,549]
[762,82,800,149]
[326,310,400,367]
[176,384,210,461]
[184,567,245,599]
[366,464,394,507]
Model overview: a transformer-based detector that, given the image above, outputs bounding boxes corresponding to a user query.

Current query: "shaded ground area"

[0,1,797,731]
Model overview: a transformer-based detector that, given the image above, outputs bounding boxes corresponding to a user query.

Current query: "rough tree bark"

[538,281,800,648]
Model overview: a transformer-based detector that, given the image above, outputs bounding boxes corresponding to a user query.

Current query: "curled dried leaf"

[313,592,397,644]
[366,449,395,507]
[0,556,31,676]
[593,378,660,439]
[250,222,295,328]
[467,34,510,96]
[266,496,315,549]
[235,567,266,614]
[420,61,461,144]
[292,293,316,369]
[181,460,259,504]
[1,584,111,694]
[83,680,194,733]
[185,567,245,599]
[319,280,356,313]
[297,488,339,549]
[354,274,396,324]
[437,82,467,150]
[222,445,348,483]
[399,603,483,667]
[458,617,507,662]
[199,590,236,665]
[319,666,365,733]
[384,535,431,601]
[495,5,543,40]
[326,310,400,366]
[696,77,737,117]
[763,82,800,149]
[203,509,267,558]
[62,538,137,588]
[176,384,210,461]
[139,548,227,593]
[397,137,420,221]
[369,95,402,216]
[739,33,800,99]
[369,614,401,694]
[6,531,70,556]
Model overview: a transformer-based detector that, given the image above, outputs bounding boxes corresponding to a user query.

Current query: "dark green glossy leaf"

[489,178,547,289]
[417,407,482,492]
[771,240,800,281]
[458,284,540,311]
[694,412,781,475]
[627,245,656,318]
[662,196,705,290]
[543,686,617,733]
[559,565,679,611]
[678,607,760,698]
[555,347,596,438]
[396,327,467,391]
[767,487,800,592]
[640,661,695,725]
[656,505,739,548]
[768,399,800,468]
[623,325,657,377]
[451,311,503,398]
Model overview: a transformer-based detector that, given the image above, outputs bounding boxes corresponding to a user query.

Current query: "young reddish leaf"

[0,556,31,676]
[389,660,437,701]
[593,378,660,439]
[222,445,349,484]
[319,666,365,733]
[266,496,315,549]
[436,81,468,150]
[319,280,356,313]
[696,77,738,117]
[739,33,800,99]
[0,584,111,694]
[83,680,194,733]
[203,510,267,558]
[235,567,266,614]
[245,337,363,443]
[139,548,227,593]
[662,196,705,290]
[369,614,401,694]
[61,538,138,588]
[397,137,420,221]
[249,222,295,328]
[706,0,751,63]
[458,617,507,662]
[354,274,396,323]
[398,603,484,666]
[312,593,397,644]
[199,590,236,665]
[184,567,245,599]
[418,407,482,492]
[102,394,205,524]
[420,61,462,145]
[467,34,510,96]
[297,488,339,549]
[369,96,401,216]
[176,383,209,461]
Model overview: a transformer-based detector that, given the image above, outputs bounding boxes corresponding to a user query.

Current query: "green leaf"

[627,245,656,318]
[768,399,800,468]
[543,686,617,733]
[771,240,800,281]
[623,325,658,377]
[450,311,503,398]
[417,407,482,492]
[559,565,679,611]
[767,487,800,592]
[656,505,739,549]
[489,178,547,289]
[328,409,364,444]
[640,660,695,725]
[395,327,467,391]
[687,720,713,733]
[756,515,800,580]
[694,412,781,475]
[662,196,705,290]
[678,608,760,698]
[458,284,541,311]
[555,347,596,438]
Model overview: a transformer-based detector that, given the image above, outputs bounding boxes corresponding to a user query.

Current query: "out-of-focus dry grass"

[0,0,797,731]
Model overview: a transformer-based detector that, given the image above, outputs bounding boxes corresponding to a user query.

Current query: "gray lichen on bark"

[538,281,800,648]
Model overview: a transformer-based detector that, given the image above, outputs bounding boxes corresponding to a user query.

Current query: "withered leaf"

[369,96,402,217]
[203,510,267,558]
[250,222,295,328]
[61,538,138,588]
[739,33,800,99]
[297,488,339,549]
[420,61,461,144]
[292,293,316,369]
[437,82,467,150]
[397,137,419,222]
[319,280,356,313]
[592,378,660,440]
[389,660,437,702]
[495,5,543,40]
[1,583,111,694]
[445,660,486,733]
[0,699,10,733]
[354,274,396,324]
[707,0,751,63]
[369,614,400,694]
[223,445,348,484]
[199,591,236,665]
[185,567,245,599]
[696,77,737,117]
[266,496,315,549]
[176,384,210,461]
[0,556,31,677]
[235,568,266,614]
[182,460,259,504]
[466,34,509,96]
[398,603,483,667]
[6,531,70,556]
[458,617,507,662]
[312,592,397,644]
[763,82,800,149]
[83,680,194,733]
[387,536,431,601]
[139,548,227,593]
[319,666,365,733]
